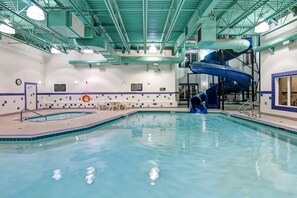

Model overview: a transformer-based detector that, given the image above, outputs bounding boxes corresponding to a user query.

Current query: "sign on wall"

[131,83,142,91]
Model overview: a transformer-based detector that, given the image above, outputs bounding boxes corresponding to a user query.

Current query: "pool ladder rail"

[20,108,48,122]
[238,100,258,118]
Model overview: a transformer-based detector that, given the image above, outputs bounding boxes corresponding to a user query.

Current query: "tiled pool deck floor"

[0,108,296,139]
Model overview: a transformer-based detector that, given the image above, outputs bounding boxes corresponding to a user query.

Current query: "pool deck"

[0,108,296,139]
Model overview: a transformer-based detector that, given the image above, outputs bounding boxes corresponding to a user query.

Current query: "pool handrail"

[238,100,257,118]
[20,108,48,122]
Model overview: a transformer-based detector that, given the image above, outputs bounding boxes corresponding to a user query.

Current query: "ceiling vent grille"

[48,10,85,38]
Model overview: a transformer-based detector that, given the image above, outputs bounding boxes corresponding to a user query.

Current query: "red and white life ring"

[82,94,91,102]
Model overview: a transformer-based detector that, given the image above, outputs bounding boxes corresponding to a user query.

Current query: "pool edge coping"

[1,109,297,142]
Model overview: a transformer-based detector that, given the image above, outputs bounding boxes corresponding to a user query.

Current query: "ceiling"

[0,0,296,60]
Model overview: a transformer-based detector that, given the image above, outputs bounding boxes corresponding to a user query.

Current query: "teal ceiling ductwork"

[47,10,85,38]
[253,31,297,52]
[197,19,250,53]
[69,48,185,65]
[74,35,105,51]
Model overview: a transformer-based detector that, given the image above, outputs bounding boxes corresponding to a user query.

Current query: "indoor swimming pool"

[1,112,297,197]
[24,111,94,122]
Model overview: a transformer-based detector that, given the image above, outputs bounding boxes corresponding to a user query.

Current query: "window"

[272,71,297,112]
[278,77,287,105]
[179,83,199,101]
[291,76,297,106]
[276,75,297,107]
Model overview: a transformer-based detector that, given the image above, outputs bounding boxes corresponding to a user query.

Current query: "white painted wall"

[0,36,178,115]
[0,37,45,93]
[260,14,297,118]
[44,51,177,93]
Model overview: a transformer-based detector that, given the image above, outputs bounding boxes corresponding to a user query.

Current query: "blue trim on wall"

[260,91,271,96]
[272,70,297,113]
[260,91,272,94]
[0,93,24,96]
[38,91,178,95]
[0,91,178,97]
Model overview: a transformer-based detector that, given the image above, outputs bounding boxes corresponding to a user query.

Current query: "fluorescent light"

[83,49,94,54]
[37,80,42,85]
[149,44,157,54]
[74,80,78,84]
[254,18,269,33]
[0,23,15,34]
[283,40,290,45]
[26,5,45,21]
[50,47,60,54]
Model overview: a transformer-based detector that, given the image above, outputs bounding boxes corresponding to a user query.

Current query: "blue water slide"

[190,92,207,114]
[190,62,252,90]
[189,61,252,109]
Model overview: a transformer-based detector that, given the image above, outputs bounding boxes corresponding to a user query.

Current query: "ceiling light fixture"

[26,4,45,21]
[83,49,94,54]
[149,44,157,54]
[254,18,269,33]
[0,20,15,34]
[50,47,60,54]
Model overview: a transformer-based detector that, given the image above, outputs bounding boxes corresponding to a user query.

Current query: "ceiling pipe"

[253,31,297,52]
[160,0,185,53]
[69,48,185,65]
[142,0,148,54]
[208,39,250,53]
[186,39,250,53]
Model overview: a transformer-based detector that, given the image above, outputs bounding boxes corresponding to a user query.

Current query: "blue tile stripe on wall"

[0,93,24,96]
[38,92,178,95]
[260,91,272,96]
[272,70,297,113]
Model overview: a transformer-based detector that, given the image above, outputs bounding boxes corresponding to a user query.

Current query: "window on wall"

[276,75,297,107]
[278,77,287,105]
[291,76,297,106]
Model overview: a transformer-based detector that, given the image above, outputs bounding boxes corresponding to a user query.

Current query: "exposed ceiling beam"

[216,0,240,20]
[0,3,68,45]
[160,0,185,53]
[217,27,255,35]
[104,0,130,53]
[217,0,270,35]
[240,2,297,35]
[142,0,147,54]
[3,34,52,54]
[173,0,220,55]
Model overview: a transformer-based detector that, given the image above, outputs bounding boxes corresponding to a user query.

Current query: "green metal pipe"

[104,0,130,52]
[253,31,297,52]
[142,0,148,54]
[69,60,109,65]
[160,0,185,53]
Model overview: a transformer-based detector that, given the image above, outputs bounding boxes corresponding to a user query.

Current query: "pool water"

[25,111,94,122]
[1,112,297,197]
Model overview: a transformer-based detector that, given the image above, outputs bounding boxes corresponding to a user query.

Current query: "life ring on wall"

[82,94,91,102]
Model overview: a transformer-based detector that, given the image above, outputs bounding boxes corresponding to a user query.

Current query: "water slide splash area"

[190,92,208,114]
[189,40,252,110]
